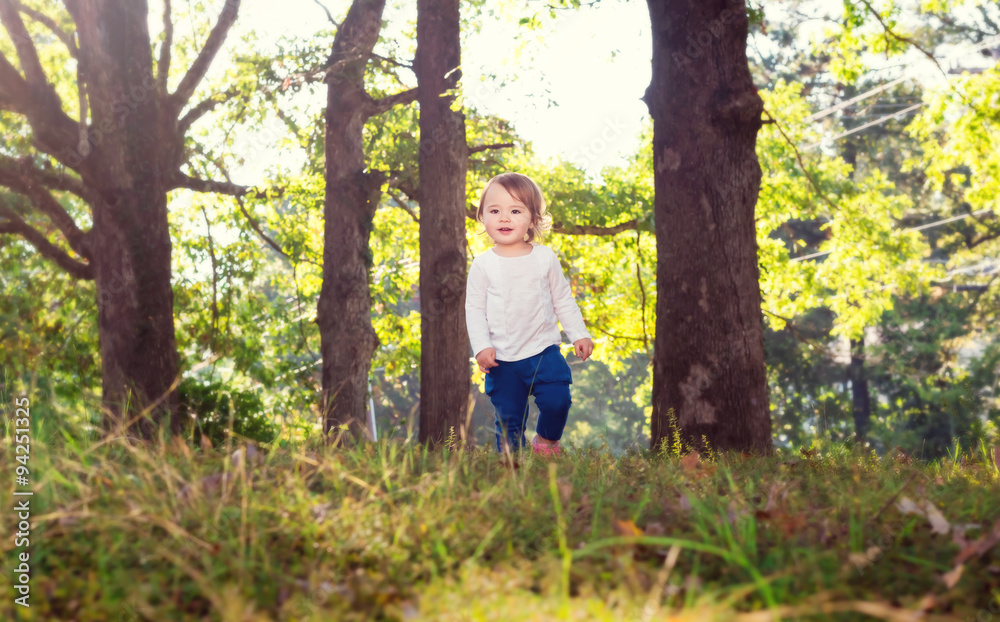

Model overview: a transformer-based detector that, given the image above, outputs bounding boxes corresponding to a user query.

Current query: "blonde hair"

[476,173,553,242]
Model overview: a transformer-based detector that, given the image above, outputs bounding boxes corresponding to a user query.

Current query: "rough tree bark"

[318,0,418,440]
[645,0,773,454]
[415,0,470,445]
[0,0,242,436]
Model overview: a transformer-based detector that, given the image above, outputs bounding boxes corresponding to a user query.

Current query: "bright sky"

[200,0,993,182]
[233,0,652,177]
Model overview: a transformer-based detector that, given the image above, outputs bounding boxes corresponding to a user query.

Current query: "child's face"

[482,183,534,248]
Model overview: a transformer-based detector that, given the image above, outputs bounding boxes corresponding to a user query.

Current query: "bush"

[177,378,277,447]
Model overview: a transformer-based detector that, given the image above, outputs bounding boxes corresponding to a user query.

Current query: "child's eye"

[489,209,499,214]
[511,209,521,214]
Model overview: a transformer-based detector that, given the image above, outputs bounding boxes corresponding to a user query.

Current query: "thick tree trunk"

[317,0,387,440]
[92,193,179,436]
[415,0,471,445]
[1,0,244,437]
[74,0,181,435]
[646,0,772,454]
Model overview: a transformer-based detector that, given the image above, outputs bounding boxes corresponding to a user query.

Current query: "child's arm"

[546,249,594,360]
[465,260,496,370]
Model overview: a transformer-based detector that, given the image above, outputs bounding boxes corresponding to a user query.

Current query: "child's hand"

[573,338,594,361]
[476,348,499,373]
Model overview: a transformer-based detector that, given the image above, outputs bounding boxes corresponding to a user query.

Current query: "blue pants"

[484,344,573,452]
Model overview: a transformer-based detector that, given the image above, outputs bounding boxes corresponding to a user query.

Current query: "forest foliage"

[0,0,998,457]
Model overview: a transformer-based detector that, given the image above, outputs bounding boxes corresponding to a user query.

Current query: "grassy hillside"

[2,424,999,621]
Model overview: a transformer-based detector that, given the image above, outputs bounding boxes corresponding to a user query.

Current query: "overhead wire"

[789,208,996,263]
[800,33,1000,125]
[804,102,926,149]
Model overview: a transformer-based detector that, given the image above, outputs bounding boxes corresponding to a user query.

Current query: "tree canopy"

[1,0,997,457]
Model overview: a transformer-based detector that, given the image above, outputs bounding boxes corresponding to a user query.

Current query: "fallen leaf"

[645,522,666,537]
[915,594,938,611]
[942,564,964,589]
[895,496,920,515]
[848,551,872,571]
[951,523,981,548]
[614,519,644,538]
[171,436,192,459]
[895,496,950,536]
[680,451,700,472]
[954,519,1000,565]
[924,503,950,536]
[200,435,213,452]
[800,447,817,458]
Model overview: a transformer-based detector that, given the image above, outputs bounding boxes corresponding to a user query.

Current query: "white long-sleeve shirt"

[465,244,591,362]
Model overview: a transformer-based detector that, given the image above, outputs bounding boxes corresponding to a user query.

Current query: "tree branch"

[0,51,27,112]
[858,0,945,74]
[181,154,299,264]
[365,87,418,117]
[387,189,419,223]
[0,203,93,279]
[157,0,173,94]
[168,0,240,111]
[468,142,515,154]
[178,87,239,134]
[18,4,78,58]
[0,0,48,87]
[464,203,639,236]
[0,154,91,201]
[552,218,640,236]
[967,229,1000,249]
[0,156,91,258]
[762,108,842,214]
[172,172,250,197]
[312,0,341,27]
[371,52,412,70]
[0,48,84,167]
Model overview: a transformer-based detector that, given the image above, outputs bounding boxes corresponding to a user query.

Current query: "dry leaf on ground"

[614,519,644,538]
[954,519,1000,565]
[942,564,964,589]
[895,496,951,535]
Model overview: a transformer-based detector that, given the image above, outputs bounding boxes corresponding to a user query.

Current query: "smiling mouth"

[498,228,513,233]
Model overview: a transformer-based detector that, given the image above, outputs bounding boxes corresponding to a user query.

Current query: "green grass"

[2,423,999,621]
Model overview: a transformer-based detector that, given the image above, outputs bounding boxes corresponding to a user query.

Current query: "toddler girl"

[465,173,595,455]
